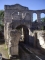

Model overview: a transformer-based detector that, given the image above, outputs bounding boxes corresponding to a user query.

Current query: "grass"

[0,43,9,59]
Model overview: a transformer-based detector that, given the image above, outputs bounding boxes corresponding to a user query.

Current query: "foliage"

[0,10,4,18]
[0,10,4,23]
[41,26,44,30]
[0,10,4,31]
[41,17,45,22]
[0,24,4,31]
[41,17,45,30]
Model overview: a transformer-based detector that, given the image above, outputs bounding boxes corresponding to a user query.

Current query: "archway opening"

[15,25,30,59]
[10,24,29,58]
[33,13,37,22]
[41,13,45,22]
[16,25,29,44]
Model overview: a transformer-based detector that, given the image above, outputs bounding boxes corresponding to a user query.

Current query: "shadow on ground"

[2,58,10,60]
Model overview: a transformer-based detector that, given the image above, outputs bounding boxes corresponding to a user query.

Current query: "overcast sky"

[0,0,45,21]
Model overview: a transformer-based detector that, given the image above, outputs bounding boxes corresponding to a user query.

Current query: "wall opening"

[41,13,45,22]
[16,25,29,44]
[33,13,37,22]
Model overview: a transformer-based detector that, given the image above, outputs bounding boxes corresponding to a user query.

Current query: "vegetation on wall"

[41,17,45,30]
[41,17,45,22]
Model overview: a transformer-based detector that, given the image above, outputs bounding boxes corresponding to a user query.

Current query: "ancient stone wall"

[29,30,45,47]
[4,4,45,57]
[4,4,32,23]
[29,30,45,53]
[4,4,45,23]
[8,30,22,56]
[37,31,45,50]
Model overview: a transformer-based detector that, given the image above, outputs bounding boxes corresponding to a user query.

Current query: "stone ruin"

[4,4,45,58]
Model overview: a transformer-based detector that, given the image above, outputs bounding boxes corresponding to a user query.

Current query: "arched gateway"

[4,4,45,57]
[8,23,29,57]
[6,19,30,57]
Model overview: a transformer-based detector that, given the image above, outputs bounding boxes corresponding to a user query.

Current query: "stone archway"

[8,24,29,57]
[16,24,29,44]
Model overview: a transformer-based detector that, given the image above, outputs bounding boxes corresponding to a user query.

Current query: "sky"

[0,0,45,21]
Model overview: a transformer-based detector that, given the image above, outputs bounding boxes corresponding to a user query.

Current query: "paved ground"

[0,42,9,59]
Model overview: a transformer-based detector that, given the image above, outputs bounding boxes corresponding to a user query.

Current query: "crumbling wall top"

[4,4,29,10]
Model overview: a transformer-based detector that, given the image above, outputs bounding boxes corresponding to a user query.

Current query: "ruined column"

[9,30,21,57]
[37,12,41,22]
[22,28,24,40]
[34,32,37,48]
[7,23,9,40]
[4,23,6,39]
[31,12,33,22]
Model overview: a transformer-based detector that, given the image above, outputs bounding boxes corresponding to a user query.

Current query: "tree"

[41,17,45,22]
[41,17,45,30]
[0,10,4,18]
[0,10,4,31]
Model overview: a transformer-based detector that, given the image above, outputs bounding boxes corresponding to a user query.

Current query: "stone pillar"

[8,39,11,58]
[31,12,33,22]
[22,28,24,40]
[4,22,7,40]
[29,29,30,35]
[4,22,7,43]
[4,23,6,39]
[5,23,10,47]
[9,30,21,56]
[7,23,9,40]
[37,12,41,22]
[34,32,37,48]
